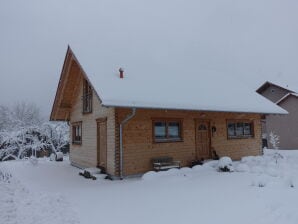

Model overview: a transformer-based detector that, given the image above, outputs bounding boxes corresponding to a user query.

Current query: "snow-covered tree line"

[0,102,69,161]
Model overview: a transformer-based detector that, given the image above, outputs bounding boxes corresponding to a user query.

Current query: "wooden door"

[196,120,211,160]
[97,119,107,171]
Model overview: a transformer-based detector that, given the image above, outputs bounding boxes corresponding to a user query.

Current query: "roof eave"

[102,102,288,115]
[50,46,72,121]
[257,81,295,94]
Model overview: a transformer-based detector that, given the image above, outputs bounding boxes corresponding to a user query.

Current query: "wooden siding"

[266,95,298,149]
[116,108,262,176]
[69,75,116,175]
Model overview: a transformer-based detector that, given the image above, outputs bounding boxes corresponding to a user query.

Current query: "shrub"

[217,157,234,172]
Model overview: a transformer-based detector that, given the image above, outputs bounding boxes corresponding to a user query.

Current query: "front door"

[97,118,107,171]
[196,120,211,160]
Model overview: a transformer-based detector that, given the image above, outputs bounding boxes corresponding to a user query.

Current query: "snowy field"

[1,149,298,224]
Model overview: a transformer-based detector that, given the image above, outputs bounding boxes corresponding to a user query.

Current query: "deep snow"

[1,149,298,224]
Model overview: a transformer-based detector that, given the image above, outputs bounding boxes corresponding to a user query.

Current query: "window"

[198,124,207,130]
[227,120,254,139]
[153,119,182,142]
[72,122,82,144]
[82,79,92,113]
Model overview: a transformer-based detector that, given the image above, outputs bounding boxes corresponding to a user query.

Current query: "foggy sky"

[0,0,298,117]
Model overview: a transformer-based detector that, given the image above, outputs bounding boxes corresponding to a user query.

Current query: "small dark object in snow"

[105,175,113,180]
[273,152,283,164]
[55,152,63,162]
[0,171,12,183]
[219,166,232,172]
[79,170,97,180]
[191,160,203,167]
[212,150,219,160]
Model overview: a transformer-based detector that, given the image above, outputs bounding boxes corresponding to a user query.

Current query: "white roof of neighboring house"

[70,45,287,115]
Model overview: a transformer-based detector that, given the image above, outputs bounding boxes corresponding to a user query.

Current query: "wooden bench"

[152,156,181,171]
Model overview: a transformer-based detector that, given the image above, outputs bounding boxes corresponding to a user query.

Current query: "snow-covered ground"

[1,149,298,224]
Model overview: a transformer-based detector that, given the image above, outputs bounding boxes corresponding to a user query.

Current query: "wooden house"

[50,46,286,179]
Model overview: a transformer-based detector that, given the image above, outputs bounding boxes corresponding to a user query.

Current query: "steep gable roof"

[50,47,92,121]
[50,45,287,120]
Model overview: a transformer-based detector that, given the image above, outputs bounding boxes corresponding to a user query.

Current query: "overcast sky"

[0,0,298,117]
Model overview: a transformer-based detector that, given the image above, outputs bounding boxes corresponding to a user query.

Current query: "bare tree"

[0,102,43,132]
[269,131,280,149]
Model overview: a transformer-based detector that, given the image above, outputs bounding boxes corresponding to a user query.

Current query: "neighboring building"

[257,81,298,149]
[50,47,286,179]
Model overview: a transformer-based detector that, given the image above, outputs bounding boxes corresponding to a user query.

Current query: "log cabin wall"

[116,108,262,176]
[69,75,116,176]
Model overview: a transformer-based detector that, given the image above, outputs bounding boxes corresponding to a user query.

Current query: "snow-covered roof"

[69,45,286,115]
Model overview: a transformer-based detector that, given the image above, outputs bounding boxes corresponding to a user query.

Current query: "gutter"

[119,108,136,179]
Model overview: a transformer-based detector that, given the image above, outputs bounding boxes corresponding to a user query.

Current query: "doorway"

[97,118,107,172]
[195,120,211,160]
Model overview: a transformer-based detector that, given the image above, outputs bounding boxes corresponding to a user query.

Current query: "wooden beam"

[53,56,73,119]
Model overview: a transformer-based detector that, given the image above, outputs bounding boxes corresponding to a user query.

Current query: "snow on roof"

[69,45,286,115]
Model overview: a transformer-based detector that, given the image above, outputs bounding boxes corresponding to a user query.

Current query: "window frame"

[72,121,82,145]
[152,118,183,143]
[82,79,93,114]
[226,120,254,140]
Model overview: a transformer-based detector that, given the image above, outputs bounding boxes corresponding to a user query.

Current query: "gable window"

[227,120,254,139]
[153,119,182,142]
[72,122,82,144]
[82,79,92,113]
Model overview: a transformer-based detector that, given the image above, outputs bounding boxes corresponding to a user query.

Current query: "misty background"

[0,0,298,117]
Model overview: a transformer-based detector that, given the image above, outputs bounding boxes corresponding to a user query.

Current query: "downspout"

[119,108,136,179]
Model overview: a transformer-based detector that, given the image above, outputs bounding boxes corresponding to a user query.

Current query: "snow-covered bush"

[0,103,69,161]
[42,122,69,154]
[269,131,280,149]
[50,153,56,161]
[217,157,234,172]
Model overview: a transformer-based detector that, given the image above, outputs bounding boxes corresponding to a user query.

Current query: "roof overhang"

[256,81,294,94]
[102,102,288,115]
[50,46,102,121]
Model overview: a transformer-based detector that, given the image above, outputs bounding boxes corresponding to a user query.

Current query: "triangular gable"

[50,47,101,121]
